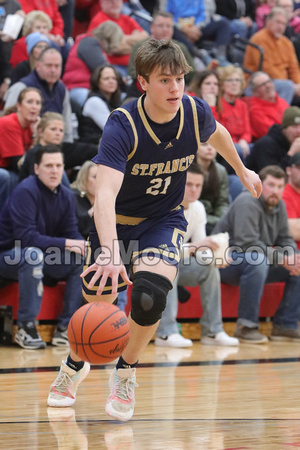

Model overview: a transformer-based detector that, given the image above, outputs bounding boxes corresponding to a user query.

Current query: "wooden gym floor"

[1,327,300,450]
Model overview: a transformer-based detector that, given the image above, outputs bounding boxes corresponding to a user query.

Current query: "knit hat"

[281,106,300,129]
[26,32,50,55]
[288,152,300,166]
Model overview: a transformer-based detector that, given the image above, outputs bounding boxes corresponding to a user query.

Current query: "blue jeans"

[219,252,300,329]
[0,247,84,328]
[229,19,257,39]
[69,88,89,108]
[156,256,223,337]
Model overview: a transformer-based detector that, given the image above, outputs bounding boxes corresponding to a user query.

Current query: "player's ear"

[137,74,148,92]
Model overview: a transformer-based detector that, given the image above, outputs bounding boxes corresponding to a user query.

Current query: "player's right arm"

[81,164,132,297]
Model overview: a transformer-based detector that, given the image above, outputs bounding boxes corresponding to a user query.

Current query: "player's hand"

[81,250,132,297]
[236,167,262,199]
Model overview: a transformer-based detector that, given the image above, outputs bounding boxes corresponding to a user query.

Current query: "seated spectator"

[70,161,97,239]
[256,0,276,30]
[166,0,232,66]
[188,69,221,120]
[19,111,69,188]
[218,65,252,162]
[4,47,98,169]
[0,87,42,212]
[62,23,113,107]
[247,106,300,172]
[10,32,50,85]
[87,0,148,77]
[248,71,289,140]
[282,152,300,249]
[0,0,25,102]
[244,7,300,105]
[276,0,300,63]
[18,0,65,41]
[155,163,239,348]
[127,11,198,87]
[78,64,122,144]
[196,142,230,235]
[216,0,257,38]
[9,10,69,71]
[0,145,85,349]
[214,165,300,344]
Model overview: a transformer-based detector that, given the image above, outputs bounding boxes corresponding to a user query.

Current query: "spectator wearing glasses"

[248,71,289,140]
[218,65,251,167]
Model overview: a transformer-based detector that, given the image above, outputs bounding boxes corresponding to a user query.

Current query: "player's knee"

[131,271,173,326]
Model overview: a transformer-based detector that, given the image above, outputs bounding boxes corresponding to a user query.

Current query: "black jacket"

[246,124,291,172]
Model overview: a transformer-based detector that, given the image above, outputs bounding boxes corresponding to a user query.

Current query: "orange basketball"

[67,302,130,365]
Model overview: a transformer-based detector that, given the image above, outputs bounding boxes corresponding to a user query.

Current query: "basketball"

[67,302,131,365]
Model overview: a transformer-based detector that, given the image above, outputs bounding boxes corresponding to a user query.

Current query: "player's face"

[200,74,219,97]
[17,90,42,124]
[262,174,285,207]
[98,67,118,98]
[34,152,64,191]
[39,120,65,146]
[85,165,97,197]
[138,65,185,123]
[197,142,217,163]
[183,172,204,204]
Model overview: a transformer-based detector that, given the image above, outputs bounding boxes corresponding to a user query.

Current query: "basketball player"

[47,39,261,421]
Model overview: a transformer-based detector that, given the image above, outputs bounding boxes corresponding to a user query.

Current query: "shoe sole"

[154,340,193,348]
[14,336,46,350]
[51,338,70,347]
[236,337,268,344]
[269,335,300,342]
[105,401,134,422]
[201,338,239,346]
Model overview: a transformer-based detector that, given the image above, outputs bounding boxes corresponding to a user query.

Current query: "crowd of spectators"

[0,0,300,349]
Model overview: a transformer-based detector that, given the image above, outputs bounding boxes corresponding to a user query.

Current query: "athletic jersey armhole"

[114,107,138,161]
[187,95,201,148]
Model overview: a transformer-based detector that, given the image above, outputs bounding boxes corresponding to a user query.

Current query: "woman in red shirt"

[0,87,42,211]
[218,65,252,162]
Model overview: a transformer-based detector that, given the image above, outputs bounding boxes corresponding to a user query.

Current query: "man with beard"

[213,165,300,344]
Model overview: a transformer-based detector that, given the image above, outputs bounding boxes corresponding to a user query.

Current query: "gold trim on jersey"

[115,107,138,161]
[187,95,201,148]
[116,214,146,225]
[137,95,184,145]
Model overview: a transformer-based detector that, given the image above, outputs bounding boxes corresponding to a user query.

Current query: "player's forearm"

[94,193,120,262]
[208,122,245,176]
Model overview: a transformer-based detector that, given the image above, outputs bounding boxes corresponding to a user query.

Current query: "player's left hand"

[236,167,262,199]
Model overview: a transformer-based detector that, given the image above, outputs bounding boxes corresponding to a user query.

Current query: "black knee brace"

[131,271,173,326]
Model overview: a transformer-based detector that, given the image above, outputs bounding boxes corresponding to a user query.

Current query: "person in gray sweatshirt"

[213,164,300,344]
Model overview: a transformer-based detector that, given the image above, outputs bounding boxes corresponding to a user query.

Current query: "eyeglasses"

[254,78,273,89]
[224,78,242,83]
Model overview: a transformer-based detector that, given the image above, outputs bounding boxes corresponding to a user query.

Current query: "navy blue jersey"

[93,94,216,218]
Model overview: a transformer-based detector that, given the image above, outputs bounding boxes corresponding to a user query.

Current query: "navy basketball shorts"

[81,207,187,298]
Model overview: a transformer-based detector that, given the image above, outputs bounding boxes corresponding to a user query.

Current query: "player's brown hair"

[135,39,192,82]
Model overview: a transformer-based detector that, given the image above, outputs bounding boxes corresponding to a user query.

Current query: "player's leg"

[48,238,120,407]
[105,214,184,421]
[105,258,176,421]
